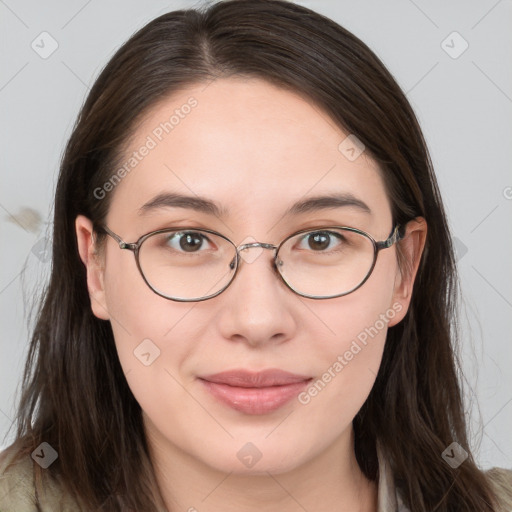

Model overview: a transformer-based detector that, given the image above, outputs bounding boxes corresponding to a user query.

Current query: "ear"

[75,215,110,320]
[387,217,427,327]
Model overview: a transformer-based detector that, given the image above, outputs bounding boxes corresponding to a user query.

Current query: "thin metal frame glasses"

[96,224,404,302]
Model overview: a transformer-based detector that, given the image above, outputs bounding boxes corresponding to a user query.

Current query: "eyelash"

[162,230,347,254]
[164,232,213,252]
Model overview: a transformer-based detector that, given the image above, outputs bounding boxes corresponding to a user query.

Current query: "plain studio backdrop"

[0,0,511,469]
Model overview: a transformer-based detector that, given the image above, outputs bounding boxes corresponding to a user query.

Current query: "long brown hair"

[6,0,500,509]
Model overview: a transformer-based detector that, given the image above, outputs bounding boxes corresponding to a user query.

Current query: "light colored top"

[1,442,511,511]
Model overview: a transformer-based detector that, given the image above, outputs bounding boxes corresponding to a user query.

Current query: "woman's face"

[77,77,424,475]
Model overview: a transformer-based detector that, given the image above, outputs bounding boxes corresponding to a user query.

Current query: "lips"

[201,369,311,387]
[199,369,312,414]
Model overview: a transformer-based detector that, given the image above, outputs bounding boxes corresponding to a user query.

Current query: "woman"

[1,0,510,510]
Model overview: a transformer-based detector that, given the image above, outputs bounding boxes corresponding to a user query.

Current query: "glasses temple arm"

[95,225,134,250]
[376,224,404,250]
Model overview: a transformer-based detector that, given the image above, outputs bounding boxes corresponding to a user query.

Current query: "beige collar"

[376,442,408,512]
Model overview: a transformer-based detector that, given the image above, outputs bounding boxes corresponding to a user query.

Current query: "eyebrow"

[138,191,372,218]
[138,192,227,218]
[284,193,371,216]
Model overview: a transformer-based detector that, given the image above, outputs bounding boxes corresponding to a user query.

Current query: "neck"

[145,417,378,512]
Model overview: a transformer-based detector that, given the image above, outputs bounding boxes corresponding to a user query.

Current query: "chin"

[197,439,309,476]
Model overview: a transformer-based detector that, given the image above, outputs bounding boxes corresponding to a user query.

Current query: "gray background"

[1,0,511,468]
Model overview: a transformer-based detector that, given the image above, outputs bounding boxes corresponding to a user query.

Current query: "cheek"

[101,255,201,407]
[299,294,392,409]
[311,248,399,358]
[295,257,399,428]
[102,249,194,344]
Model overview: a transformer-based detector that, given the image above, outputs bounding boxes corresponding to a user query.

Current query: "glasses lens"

[138,230,237,300]
[277,228,376,297]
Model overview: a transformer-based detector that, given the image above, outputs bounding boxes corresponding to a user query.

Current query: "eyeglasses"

[96,224,404,302]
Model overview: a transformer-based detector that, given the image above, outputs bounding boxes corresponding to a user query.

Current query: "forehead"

[105,77,391,232]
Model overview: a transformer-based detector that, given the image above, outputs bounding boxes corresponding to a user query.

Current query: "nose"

[215,244,297,348]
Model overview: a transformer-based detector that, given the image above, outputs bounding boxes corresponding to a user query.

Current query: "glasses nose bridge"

[235,241,281,270]
[237,241,278,253]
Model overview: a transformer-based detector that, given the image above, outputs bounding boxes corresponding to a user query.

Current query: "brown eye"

[153,231,215,254]
[298,231,344,252]
[177,232,207,252]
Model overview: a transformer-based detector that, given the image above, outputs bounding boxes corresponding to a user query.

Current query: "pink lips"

[199,369,312,415]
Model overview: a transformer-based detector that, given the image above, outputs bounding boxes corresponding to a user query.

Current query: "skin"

[76,77,426,512]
